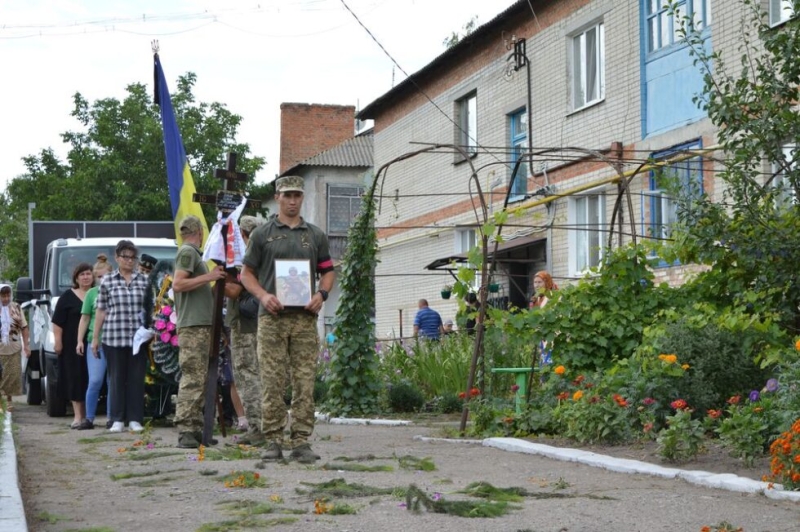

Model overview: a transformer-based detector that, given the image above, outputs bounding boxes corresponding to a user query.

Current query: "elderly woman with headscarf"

[0,284,31,409]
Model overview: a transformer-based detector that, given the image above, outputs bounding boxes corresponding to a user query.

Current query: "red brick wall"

[279,103,355,174]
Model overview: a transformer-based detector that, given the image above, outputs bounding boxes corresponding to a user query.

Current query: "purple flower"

[749,390,760,403]
[432,492,442,501]
[146,443,155,450]
[765,378,779,393]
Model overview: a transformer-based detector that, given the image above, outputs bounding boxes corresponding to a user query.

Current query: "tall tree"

[0,73,270,281]
[665,0,800,332]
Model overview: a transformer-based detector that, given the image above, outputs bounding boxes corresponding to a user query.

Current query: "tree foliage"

[0,72,270,280]
[442,15,478,48]
[323,171,382,416]
[665,0,800,332]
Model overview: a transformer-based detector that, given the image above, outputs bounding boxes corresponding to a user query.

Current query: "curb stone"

[0,410,28,532]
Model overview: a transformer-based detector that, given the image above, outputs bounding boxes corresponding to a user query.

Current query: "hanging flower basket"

[488,283,500,293]
[441,286,452,299]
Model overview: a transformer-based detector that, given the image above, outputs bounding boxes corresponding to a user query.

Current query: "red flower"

[510,384,520,393]
[584,382,594,389]
[727,395,741,405]
[458,392,467,399]
[643,422,654,433]
[670,399,688,410]
[469,388,481,397]
[642,397,656,406]
[707,409,722,419]
[589,395,601,404]
[613,394,628,407]
[503,417,514,424]
[556,391,569,401]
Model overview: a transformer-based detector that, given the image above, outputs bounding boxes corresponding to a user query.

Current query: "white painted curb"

[0,411,28,532]
[315,412,412,426]
[483,437,800,501]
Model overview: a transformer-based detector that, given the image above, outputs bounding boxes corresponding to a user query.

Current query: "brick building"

[357,0,774,339]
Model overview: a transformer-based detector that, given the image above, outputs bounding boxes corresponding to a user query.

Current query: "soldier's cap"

[275,175,304,194]
[239,215,266,236]
[140,254,157,270]
[179,215,204,236]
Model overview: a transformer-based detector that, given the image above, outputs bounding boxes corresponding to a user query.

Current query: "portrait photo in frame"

[275,259,312,307]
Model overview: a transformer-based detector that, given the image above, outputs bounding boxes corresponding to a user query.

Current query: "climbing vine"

[323,171,382,416]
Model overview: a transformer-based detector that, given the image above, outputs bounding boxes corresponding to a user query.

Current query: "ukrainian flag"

[154,53,208,244]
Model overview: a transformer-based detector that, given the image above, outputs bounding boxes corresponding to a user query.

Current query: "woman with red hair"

[529,271,558,367]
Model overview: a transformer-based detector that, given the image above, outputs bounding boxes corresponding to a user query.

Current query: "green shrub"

[387,382,425,413]
[438,394,463,414]
[656,318,769,414]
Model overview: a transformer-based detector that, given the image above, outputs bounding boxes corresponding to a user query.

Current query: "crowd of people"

[1,173,561,464]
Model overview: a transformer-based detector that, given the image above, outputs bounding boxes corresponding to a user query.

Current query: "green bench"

[491,367,535,414]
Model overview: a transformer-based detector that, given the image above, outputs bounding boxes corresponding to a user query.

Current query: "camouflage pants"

[231,322,262,433]
[257,312,318,446]
[174,326,211,433]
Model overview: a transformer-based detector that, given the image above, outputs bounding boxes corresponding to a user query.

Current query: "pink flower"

[160,332,172,343]
[161,305,172,316]
[169,312,178,324]
[510,384,520,393]
[166,322,176,332]
[154,320,167,331]
[170,335,179,347]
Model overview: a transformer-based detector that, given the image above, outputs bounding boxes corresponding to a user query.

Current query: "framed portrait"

[275,259,312,307]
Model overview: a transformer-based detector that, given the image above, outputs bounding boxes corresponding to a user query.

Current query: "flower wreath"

[142,261,182,385]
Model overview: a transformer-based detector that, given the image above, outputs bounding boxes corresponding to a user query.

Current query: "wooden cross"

[192,152,256,446]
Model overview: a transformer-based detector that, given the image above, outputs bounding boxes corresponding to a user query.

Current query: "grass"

[36,511,71,524]
[320,462,393,472]
[405,484,516,518]
[124,474,187,487]
[196,517,299,531]
[216,500,307,516]
[126,450,183,461]
[203,445,262,461]
[397,455,436,471]
[296,478,398,498]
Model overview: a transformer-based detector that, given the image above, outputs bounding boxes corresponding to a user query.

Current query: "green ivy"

[323,172,382,416]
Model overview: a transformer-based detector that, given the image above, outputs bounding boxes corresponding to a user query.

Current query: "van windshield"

[54,245,176,296]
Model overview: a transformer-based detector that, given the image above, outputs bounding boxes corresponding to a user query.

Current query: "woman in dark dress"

[52,263,94,429]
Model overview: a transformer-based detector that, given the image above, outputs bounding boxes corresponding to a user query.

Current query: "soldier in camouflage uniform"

[225,215,266,444]
[241,175,335,464]
[172,215,227,449]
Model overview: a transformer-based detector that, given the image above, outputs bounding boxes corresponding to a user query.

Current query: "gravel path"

[11,401,800,532]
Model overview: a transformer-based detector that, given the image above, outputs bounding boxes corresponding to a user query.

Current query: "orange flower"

[572,375,585,385]
[458,391,466,399]
[707,409,722,419]
[795,338,800,351]
[572,390,584,401]
[503,416,514,424]
[658,354,678,364]
[681,364,690,370]
[554,365,566,375]
[670,399,688,410]
[727,395,741,405]
[612,394,628,407]
[701,527,711,532]
[556,391,569,401]
[469,387,481,397]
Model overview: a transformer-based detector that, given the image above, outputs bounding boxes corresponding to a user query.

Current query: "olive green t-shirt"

[174,243,214,328]
[225,283,258,335]
[242,215,331,316]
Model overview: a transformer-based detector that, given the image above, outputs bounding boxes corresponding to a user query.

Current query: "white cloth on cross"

[202,195,248,267]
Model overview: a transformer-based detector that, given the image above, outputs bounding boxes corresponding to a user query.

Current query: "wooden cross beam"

[195,152,254,446]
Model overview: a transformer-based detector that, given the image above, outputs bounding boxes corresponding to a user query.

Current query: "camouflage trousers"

[174,326,211,433]
[231,322,262,433]
[257,312,318,446]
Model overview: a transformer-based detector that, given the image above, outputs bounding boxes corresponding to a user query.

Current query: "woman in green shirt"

[75,254,113,430]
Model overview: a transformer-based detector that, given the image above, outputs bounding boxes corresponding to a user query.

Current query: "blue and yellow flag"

[154,53,208,245]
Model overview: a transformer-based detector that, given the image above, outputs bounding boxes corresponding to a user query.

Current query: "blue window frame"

[509,109,528,202]
[646,0,711,53]
[649,140,703,243]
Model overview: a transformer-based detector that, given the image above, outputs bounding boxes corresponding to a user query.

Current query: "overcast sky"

[0,0,513,191]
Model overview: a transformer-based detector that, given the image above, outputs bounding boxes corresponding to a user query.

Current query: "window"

[454,228,477,254]
[569,192,606,273]
[649,141,703,241]
[572,22,605,109]
[454,228,480,290]
[772,144,798,207]
[327,185,365,235]
[771,0,795,25]
[457,92,477,156]
[646,0,711,53]
[509,109,529,201]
